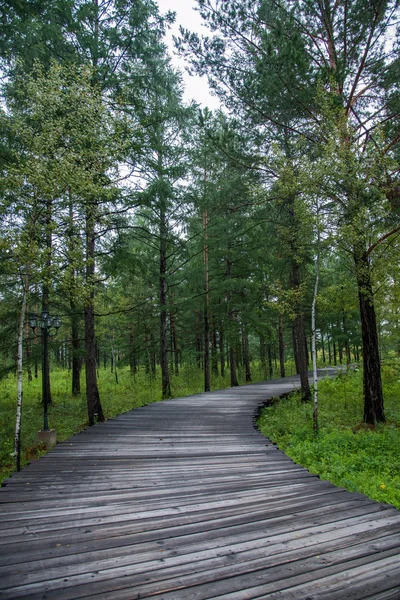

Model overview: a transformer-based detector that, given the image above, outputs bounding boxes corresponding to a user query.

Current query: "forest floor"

[258,363,400,510]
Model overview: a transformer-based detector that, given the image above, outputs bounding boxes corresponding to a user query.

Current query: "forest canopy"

[0,0,399,440]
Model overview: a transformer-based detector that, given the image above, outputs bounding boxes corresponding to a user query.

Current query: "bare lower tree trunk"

[219,328,225,377]
[291,261,311,401]
[267,343,273,379]
[327,334,332,364]
[71,306,81,396]
[260,334,267,378]
[230,346,239,387]
[321,331,326,363]
[203,209,210,392]
[278,314,285,378]
[25,321,32,382]
[129,326,137,375]
[85,202,104,426]
[353,242,384,423]
[15,274,29,472]
[160,203,171,399]
[170,311,179,376]
[242,329,251,382]
[311,232,320,434]
[211,327,219,376]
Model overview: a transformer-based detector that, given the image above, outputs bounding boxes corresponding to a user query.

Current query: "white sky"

[156,0,221,110]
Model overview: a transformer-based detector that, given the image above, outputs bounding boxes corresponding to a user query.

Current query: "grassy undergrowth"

[258,366,400,510]
[0,362,267,483]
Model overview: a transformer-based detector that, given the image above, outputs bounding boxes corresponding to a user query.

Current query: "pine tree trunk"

[129,327,137,375]
[219,328,225,377]
[85,202,104,426]
[338,341,343,364]
[159,202,171,399]
[292,327,300,374]
[291,261,311,400]
[230,346,239,387]
[25,321,32,382]
[203,209,210,392]
[353,243,385,423]
[311,237,320,434]
[211,327,219,376]
[267,343,273,379]
[260,334,267,378]
[170,310,179,376]
[242,329,251,382]
[71,305,81,396]
[278,314,285,378]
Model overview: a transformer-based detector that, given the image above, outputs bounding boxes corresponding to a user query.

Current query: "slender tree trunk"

[15,274,29,472]
[219,328,225,377]
[203,209,210,392]
[353,242,384,423]
[159,200,171,399]
[71,304,81,396]
[260,334,267,378]
[211,327,219,376]
[242,329,251,382]
[292,327,300,374]
[311,228,320,435]
[170,310,179,376]
[129,326,137,375]
[25,320,32,382]
[278,314,285,378]
[342,308,351,364]
[85,201,104,426]
[327,334,332,364]
[291,260,311,400]
[333,341,337,366]
[229,346,239,387]
[338,339,343,364]
[321,331,326,363]
[267,343,273,379]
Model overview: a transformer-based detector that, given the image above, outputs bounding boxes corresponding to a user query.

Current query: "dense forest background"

[1,0,400,461]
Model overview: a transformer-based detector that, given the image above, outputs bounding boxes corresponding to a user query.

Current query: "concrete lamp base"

[37,429,57,450]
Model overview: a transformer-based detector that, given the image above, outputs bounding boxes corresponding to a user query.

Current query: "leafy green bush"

[258,369,400,509]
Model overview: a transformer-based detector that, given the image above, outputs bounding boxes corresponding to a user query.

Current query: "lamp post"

[29,312,60,443]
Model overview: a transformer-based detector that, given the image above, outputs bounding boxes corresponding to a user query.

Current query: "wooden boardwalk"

[1,374,400,599]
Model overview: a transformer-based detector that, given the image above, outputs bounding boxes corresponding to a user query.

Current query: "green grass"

[0,361,268,483]
[258,365,400,509]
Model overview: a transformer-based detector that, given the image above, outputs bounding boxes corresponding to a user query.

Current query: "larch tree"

[178,0,400,421]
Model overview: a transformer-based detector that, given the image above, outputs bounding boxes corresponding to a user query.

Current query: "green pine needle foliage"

[258,366,400,510]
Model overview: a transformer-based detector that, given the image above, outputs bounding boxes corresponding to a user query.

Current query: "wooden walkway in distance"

[1,373,400,599]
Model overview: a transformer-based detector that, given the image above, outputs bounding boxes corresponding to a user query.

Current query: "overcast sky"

[156,0,221,110]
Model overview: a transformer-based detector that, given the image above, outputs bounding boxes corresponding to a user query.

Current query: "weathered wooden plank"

[0,373,399,599]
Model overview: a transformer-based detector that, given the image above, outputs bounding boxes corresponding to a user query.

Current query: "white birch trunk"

[312,225,321,434]
[15,274,29,472]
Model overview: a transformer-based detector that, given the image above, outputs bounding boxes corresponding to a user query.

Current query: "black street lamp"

[29,311,61,432]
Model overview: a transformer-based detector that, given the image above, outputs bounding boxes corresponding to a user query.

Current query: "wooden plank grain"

[0,372,399,599]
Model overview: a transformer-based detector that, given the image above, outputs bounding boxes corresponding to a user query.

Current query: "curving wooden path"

[1,373,400,599]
